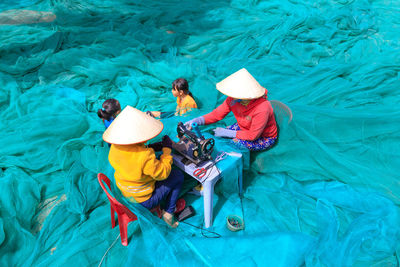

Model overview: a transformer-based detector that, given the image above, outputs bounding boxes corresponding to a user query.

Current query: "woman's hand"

[184,116,205,129]
[147,142,163,152]
[213,127,236,138]
[161,135,173,149]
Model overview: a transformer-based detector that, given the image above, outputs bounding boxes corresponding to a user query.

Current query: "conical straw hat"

[103,106,163,145]
[216,68,265,100]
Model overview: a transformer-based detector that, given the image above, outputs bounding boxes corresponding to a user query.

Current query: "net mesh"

[0,0,399,266]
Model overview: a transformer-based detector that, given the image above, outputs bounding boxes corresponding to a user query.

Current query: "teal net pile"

[1,0,400,266]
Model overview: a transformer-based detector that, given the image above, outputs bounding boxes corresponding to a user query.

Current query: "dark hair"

[97,99,121,121]
[172,78,194,99]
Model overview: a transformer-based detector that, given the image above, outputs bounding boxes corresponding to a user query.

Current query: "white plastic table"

[172,152,243,228]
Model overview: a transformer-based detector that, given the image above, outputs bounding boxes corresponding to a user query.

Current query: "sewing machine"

[171,122,215,165]
[171,130,244,228]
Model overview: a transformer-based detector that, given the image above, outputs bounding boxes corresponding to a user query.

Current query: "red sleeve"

[236,104,270,141]
[203,98,231,124]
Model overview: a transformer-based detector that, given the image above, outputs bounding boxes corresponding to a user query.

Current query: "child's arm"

[151,111,161,118]
[173,96,180,116]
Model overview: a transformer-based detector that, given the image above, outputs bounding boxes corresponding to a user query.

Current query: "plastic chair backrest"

[270,100,293,128]
[97,173,137,218]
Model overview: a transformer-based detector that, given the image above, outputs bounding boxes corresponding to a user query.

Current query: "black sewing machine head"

[172,122,214,165]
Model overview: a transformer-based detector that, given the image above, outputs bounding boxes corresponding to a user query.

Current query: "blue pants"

[140,169,184,214]
[228,123,277,151]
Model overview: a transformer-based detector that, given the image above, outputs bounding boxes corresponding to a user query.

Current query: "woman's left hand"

[148,142,163,152]
[213,127,236,138]
[161,135,173,149]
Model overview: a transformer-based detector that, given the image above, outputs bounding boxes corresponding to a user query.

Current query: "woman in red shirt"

[186,68,278,151]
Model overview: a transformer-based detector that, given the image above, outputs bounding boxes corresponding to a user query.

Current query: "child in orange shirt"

[148,78,197,118]
[172,78,197,116]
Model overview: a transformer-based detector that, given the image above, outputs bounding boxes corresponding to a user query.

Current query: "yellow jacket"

[108,144,173,203]
[175,95,197,115]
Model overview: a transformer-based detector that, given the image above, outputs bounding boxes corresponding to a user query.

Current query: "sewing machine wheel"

[201,138,215,155]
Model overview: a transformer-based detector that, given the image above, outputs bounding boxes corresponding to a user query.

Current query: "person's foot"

[162,210,179,228]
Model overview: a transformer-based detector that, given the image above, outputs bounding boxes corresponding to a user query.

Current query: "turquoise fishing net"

[1,0,400,266]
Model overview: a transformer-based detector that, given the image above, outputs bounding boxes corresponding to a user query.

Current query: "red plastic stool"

[151,205,162,218]
[98,173,138,246]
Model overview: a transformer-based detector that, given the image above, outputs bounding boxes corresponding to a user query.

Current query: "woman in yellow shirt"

[103,106,183,228]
